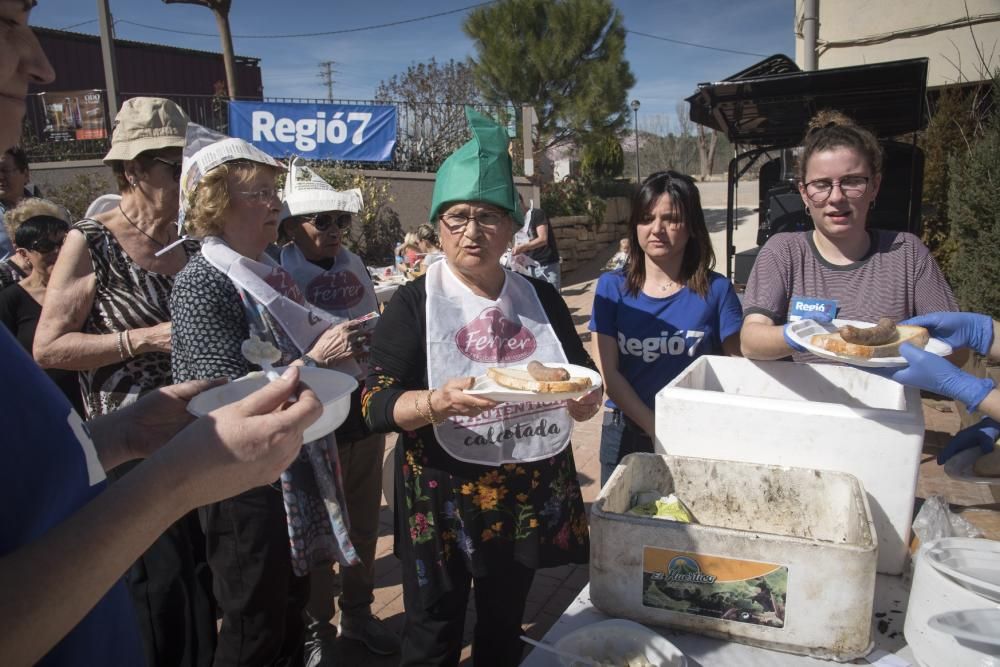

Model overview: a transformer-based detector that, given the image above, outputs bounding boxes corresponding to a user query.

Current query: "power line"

[115,1,496,39]
[58,18,99,31]
[626,29,768,58]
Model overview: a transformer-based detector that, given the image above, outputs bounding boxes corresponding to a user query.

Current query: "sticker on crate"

[642,546,788,628]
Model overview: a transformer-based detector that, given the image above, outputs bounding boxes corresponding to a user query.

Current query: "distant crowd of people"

[3,3,1000,667]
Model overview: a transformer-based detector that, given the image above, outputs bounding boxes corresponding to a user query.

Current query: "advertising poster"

[229,101,396,162]
[40,90,107,141]
[643,546,788,628]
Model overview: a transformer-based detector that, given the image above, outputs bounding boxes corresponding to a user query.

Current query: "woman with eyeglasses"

[0,198,83,414]
[171,139,361,666]
[277,163,400,659]
[740,110,958,361]
[363,109,601,666]
[588,171,743,486]
[33,97,219,666]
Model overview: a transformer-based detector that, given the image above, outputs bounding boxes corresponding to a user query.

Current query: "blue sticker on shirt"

[789,296,838,322]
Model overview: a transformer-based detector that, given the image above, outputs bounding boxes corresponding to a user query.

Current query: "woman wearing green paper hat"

[363,108,603,666]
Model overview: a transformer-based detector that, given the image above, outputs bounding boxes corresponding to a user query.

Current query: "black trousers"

[111,463,217,667]
[200,484,310,667]
[398,537,536,666]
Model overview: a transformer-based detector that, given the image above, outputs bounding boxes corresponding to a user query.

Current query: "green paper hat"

[429,107,523,224]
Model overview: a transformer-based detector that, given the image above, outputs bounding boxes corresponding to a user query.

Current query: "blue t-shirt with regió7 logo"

[588,270,743,409]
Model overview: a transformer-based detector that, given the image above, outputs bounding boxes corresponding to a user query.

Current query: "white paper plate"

[926,537,1000,603]
[928,609,1000,648]
[944,447,1000,486]
[187,366,357,443]
[464,363,602,403]
[554,618,687,667]
[784,318,952,367]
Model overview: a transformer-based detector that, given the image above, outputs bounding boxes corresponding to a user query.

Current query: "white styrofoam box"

[653,356,924,575]
[590,453,877,662]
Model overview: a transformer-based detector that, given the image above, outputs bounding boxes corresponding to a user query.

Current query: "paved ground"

[331,189,999,665]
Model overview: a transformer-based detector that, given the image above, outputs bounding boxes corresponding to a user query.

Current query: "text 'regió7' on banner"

[229,101,397,162]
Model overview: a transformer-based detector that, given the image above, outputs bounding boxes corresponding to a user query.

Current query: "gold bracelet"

[123,330,135,358]
[426,389,445,425]
[414,390,435,425]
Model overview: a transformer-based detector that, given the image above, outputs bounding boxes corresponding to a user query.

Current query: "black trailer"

[686,56,929,284]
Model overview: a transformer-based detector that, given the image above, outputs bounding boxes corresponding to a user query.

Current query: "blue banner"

[229,101,396,162]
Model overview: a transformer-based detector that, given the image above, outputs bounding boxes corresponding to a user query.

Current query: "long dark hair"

[625,171,715,298]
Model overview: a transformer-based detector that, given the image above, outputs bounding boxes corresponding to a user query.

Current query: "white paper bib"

[425,260,573,465]
[201,236,336,353]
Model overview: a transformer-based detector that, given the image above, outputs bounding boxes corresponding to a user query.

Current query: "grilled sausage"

[527,360,570,382]
[839,317,897,346]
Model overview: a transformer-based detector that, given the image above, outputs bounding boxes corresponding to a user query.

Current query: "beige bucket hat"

[103,97,189,164]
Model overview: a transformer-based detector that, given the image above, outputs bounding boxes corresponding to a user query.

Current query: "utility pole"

[96,0,120,117]
[318,61,336,100]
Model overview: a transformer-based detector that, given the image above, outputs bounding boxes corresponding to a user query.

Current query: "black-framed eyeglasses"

[30,236,66,254]
[305,212,352,231]
[439,210,506,233]
[803,176,870,203]
[153,157,182,181]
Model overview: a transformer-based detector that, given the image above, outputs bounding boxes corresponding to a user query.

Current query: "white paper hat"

[177,123,283,233]
[279,157,363,222]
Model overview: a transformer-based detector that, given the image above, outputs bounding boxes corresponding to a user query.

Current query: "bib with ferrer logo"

[425,260,573,465]
[280,243,378,377]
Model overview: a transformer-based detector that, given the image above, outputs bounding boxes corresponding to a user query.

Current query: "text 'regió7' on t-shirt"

[588,269,743,409]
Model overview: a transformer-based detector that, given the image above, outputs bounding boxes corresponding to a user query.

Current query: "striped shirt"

[743,230,958,363]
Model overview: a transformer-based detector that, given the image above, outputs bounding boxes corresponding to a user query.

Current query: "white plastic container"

[654,356,924,575]
[590,453,877,662]
[904,538,1000,667]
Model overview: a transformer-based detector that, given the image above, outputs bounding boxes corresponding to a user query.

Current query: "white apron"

[425,260,573,465]
[279,243,379,377]
[201,236,336,352]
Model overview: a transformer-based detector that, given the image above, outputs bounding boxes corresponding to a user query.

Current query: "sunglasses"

[30,236,66,254]
[305,212,352,231]
[153,157,182,181]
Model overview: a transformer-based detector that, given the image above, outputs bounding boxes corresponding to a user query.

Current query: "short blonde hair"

[4,198,71,240]
[184,161,278,238]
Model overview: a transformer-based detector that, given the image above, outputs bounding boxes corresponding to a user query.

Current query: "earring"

[870,200,876,210]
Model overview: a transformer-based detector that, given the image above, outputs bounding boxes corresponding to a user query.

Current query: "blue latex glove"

[783,323,806,352]
[938,417,1000,464]
[901,312,994,356]
[874,343,995,411]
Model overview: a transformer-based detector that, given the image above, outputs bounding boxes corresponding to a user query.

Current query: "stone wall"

[552,196,631,275]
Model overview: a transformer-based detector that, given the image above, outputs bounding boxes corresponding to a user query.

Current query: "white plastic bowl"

[554,619,686,667]
[186,366,357,443]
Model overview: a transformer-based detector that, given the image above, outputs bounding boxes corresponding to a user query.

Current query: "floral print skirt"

[395,429,590,609]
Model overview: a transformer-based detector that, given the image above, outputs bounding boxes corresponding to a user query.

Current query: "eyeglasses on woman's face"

[236,187,281,205]
[153,157,182,182]
[439,210,507,234]
[803,176,870,204]
[304,212,351,231]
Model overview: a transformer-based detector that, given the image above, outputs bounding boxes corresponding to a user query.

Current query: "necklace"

[119,204,168,248]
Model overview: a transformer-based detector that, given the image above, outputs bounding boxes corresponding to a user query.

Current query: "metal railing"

[21,91,511,172]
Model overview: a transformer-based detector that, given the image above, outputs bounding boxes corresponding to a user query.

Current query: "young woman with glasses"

[740,110,959,362]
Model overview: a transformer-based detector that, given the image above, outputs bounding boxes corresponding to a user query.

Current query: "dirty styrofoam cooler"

[590,453,878,661]
[654,356,924,575]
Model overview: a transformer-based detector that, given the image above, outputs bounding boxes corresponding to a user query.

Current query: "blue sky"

[31,0,793,135]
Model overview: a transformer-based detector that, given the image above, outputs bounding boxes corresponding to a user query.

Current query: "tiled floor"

[334,256,1000,666]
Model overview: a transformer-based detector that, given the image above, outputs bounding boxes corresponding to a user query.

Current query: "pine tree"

[463,0,635,161]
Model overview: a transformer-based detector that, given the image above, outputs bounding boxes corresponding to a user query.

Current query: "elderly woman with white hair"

[171,133,361,666]
[278,162,399,660]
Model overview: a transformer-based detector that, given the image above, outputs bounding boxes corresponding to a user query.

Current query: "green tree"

[464,0,635,160]
[948,79,1000,318]
[580,131,624,181]
[375,58,485,172]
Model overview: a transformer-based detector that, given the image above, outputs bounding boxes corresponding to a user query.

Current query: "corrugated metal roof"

[32,26,260,64]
